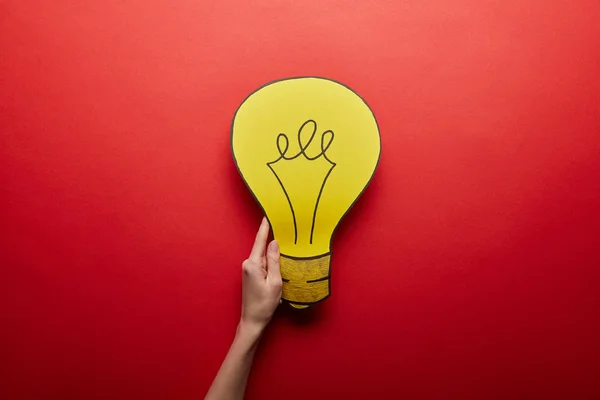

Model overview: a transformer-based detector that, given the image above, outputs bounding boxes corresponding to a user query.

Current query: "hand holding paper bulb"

[232,77,380,309]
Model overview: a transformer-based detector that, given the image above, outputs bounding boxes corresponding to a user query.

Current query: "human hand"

[240,217,282,334]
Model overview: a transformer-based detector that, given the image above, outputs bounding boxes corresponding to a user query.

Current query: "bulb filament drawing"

[266,119,336,245]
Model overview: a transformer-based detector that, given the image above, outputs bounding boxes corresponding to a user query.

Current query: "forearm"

[205,322,263,400]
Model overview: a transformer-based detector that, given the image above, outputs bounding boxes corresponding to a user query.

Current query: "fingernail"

[269,240,279,252]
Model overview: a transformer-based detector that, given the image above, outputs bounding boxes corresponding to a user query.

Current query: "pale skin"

[205,217,282,400]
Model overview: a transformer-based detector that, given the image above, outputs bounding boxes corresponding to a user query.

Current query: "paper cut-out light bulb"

[231,77,380,309]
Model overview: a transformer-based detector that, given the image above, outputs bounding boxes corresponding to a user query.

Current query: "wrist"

[236,320,265,343]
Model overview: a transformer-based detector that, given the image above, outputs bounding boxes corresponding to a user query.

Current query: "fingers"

[266,240,282,281]
[249,217,270,262]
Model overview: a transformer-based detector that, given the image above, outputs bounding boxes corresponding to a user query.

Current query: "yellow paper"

[232,77,380,308]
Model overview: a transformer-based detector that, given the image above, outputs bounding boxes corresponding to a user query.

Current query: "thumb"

[266,240,282,281]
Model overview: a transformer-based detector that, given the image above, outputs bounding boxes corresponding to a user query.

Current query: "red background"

[2,1,600,398]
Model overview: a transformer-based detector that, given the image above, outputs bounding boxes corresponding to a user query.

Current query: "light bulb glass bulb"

[231,77,380,309]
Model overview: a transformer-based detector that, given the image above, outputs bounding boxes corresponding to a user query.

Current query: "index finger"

[249,217,270,262]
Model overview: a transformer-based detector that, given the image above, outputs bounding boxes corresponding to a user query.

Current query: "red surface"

[2,1,600,398]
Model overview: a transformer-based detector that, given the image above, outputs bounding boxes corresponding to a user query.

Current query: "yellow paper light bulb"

[231,77,380,309]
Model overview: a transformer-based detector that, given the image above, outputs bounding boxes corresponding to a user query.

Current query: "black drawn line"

[310,129,336,243]
[266,162,298,244]
[306,275,330,283]
[310,163,335,244]
[269,120,335,161]
[280,251,331,261]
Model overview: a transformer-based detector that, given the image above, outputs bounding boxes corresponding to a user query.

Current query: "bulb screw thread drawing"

[280,253,332,308]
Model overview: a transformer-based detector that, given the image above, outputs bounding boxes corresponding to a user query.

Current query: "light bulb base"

[280,253,331,308]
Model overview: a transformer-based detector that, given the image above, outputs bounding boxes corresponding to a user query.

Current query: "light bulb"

[231,77,380,309]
